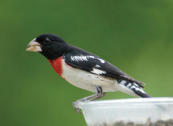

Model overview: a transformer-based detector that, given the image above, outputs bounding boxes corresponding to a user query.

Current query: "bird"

[26,33,151,112]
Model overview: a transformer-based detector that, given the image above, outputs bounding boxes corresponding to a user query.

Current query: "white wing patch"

[71,55,94,62]
[98,58,105,63]
[95,64,101,68]
[91,68,106,75]
[71,55,106,64]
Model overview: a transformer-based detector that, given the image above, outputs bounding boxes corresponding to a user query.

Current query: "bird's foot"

[72,86,105,113]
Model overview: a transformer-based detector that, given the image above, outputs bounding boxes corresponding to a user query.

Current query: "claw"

[72,101,81,113]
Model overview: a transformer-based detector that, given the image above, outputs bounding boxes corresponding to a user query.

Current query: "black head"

[26,34,70,60]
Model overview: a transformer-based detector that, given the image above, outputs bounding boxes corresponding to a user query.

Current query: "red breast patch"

[48,56,63,76]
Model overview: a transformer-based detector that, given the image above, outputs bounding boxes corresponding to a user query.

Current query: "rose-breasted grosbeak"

[26,33,151,111]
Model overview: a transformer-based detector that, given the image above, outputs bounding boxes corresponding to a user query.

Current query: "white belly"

[61,60,118,92]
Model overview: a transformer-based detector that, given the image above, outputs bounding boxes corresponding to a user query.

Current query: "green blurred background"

[1,0,173,126]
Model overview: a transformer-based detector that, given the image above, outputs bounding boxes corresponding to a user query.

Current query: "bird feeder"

[77,98,173,126]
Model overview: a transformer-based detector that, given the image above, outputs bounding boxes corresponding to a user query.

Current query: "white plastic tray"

[78,97,173,126]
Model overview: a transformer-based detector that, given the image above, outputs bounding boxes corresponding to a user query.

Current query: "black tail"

[117,79,151,98]
[134,89,151,98]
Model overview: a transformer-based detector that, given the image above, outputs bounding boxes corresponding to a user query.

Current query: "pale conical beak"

[26,39,42,52]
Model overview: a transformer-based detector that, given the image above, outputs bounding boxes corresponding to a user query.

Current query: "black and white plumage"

[26,33,151,111]
[63,47,149,97]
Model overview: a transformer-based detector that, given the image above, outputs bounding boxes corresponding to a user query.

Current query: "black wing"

[64,47,145,87]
